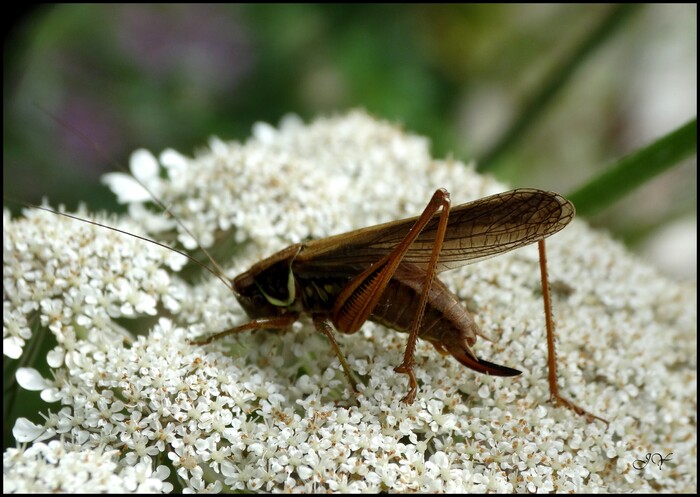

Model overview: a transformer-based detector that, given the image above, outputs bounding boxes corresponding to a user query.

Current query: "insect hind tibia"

[538,239,608,425]
[391,189,452,404]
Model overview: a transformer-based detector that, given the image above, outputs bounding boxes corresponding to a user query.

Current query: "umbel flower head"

[3,111,696,492]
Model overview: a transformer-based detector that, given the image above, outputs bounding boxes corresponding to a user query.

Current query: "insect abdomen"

[369,263,478,345]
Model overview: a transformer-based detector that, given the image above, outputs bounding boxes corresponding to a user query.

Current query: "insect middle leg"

[191,313,361,395]
[312,314,360,394]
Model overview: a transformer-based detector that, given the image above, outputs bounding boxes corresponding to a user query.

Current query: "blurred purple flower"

[114,4,254,95]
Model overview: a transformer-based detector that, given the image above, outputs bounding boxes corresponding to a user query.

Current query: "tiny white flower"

[4,336,24,359]
[103,149,161,204]
[12,417,48,443]
[15,367,53,391]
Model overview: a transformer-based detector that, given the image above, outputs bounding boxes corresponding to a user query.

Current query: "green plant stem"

[567,119,697,217]
[479,4,641,171]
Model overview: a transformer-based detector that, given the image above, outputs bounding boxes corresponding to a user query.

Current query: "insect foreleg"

[189,315,299,346]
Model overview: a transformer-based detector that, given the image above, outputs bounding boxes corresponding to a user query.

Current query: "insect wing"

[294,189,574,274]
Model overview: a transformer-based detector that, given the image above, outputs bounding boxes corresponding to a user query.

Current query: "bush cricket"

[15,184,605,424]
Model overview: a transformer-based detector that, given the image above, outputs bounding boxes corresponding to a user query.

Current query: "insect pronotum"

[16,182,606,424]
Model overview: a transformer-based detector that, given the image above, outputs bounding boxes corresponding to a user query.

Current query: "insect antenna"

[6,197,234,292]
[22,104,233,291]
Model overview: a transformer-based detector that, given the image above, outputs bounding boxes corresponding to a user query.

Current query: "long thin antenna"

[33,103,229,280]
[7,197,234,292]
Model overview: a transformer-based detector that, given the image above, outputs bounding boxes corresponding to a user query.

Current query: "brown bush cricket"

[18,184,605,424]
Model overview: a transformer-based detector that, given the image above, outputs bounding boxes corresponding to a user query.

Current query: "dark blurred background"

[4,4,696,279]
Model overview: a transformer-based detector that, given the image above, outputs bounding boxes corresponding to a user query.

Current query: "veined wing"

[293,189,574,274]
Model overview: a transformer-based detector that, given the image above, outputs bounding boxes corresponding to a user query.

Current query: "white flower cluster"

[3,204,187,363]
[3,440,172,493]
[3,110,696,492]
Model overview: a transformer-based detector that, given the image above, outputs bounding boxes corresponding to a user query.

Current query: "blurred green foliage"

[4,4,696,257]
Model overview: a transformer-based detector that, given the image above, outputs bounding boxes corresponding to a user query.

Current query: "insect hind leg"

[393,188,452,404]
[538,240,608,425]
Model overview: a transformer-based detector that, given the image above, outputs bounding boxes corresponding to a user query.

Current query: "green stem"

[567,119,697,217]
[479,4,641,171]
